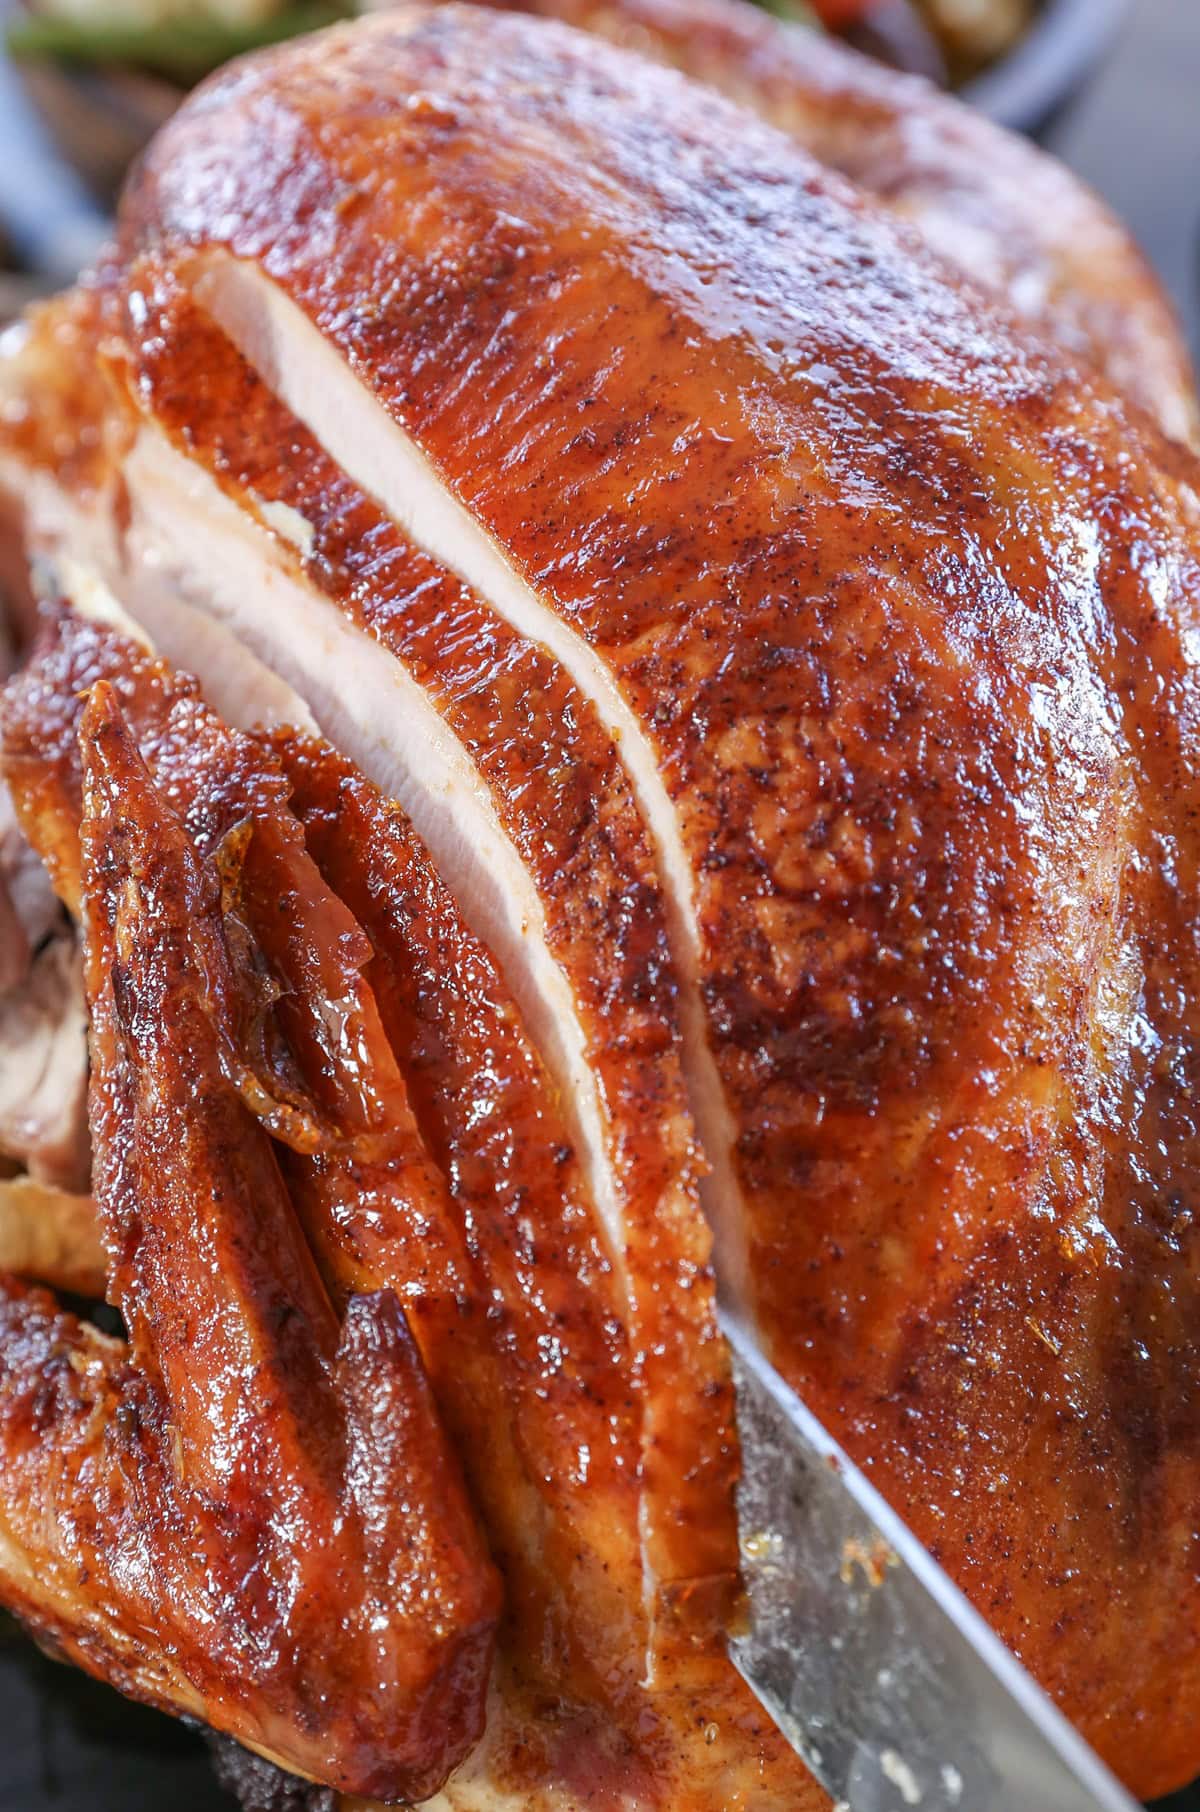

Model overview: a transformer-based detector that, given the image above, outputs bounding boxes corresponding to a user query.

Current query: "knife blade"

[722,1311,1142,1812]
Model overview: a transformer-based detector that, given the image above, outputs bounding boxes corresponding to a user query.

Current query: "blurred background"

[1046,0,1200,371]
[0,0,1198,1808]
[2,0,1197,356]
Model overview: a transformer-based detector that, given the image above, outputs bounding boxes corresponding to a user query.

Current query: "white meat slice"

[189,255,750,1305]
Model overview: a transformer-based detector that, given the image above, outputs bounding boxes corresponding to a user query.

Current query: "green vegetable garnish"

[748,0,819,22]
[6,3,354,82]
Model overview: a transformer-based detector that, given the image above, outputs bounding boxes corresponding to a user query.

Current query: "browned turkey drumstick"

[1,3,1200,1806]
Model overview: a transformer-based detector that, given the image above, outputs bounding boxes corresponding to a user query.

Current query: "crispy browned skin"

[116,10,1200,1792]
[0,673,500,1801]
[443,0,1198,445]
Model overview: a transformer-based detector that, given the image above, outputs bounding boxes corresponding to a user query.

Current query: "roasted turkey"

[1,3,1199,1806]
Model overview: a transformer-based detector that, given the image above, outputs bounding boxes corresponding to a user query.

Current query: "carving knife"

[722,1311,1142,1812]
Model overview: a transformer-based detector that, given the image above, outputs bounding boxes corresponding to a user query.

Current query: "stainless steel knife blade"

[722,1311,1142,1812]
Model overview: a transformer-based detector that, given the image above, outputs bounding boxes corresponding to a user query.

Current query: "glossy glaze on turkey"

[0,3,1198,1807]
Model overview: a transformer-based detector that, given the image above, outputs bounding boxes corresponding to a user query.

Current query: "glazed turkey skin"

[405,0,1200,449]
[2,3,1200,1805]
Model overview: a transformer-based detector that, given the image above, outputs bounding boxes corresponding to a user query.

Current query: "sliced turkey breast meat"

[6,267,742,1652]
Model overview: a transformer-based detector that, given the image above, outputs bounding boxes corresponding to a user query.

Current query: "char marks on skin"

[114,8,1200,1793]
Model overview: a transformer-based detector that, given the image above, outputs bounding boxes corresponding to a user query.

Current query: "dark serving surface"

[1,1627,236,1811]
[2,0,1199,1808]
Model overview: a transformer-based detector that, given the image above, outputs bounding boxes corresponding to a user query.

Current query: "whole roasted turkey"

[1,4,1199,1807]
